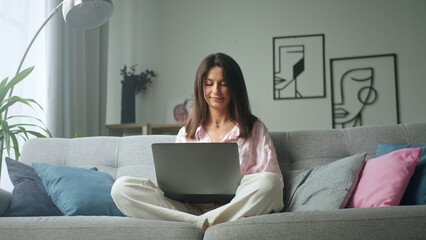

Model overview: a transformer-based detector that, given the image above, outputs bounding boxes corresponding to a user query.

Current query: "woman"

[111,53,284,230]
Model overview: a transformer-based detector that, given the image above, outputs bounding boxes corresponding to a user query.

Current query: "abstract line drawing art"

[333,67,378,127]
[273,34,325,100]
[330,54,399,129]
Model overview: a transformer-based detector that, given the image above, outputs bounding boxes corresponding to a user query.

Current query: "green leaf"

[9,123,46,129]
[10,134,20,160]
[0,96,39,114]
[0,77,9,103]
[7,117,51,137]
[10,125,50,138]
[1,120,11,156]
[7,114,44,122]
[0,77,8,97]
[24,130,46,138]
[0,67,34,102]
[18,126,30,139]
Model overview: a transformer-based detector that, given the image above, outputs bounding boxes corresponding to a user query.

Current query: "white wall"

[107,0,426,131]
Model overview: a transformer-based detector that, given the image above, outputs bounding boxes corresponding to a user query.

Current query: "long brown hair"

[185,53,258,139]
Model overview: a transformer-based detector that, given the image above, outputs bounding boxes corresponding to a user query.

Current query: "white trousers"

[111,172,283,229]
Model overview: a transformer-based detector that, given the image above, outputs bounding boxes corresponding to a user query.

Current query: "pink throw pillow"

[347,148,422,208]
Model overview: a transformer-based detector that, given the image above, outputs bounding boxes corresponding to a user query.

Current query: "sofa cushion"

[284,152,366,212]
[348,148,422,208]
[204,205,426,240]
[0,216,204,240]
[2,157,63,216]
[375,143,426,205]
[33,163,124,216]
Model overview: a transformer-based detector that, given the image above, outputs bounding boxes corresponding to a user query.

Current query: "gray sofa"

[0,122,425,240]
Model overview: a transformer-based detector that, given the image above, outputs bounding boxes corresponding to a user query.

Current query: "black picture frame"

[330,54,400,129]
[273,34,326,100]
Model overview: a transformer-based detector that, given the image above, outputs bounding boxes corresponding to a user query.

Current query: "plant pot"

[121,83,136,123]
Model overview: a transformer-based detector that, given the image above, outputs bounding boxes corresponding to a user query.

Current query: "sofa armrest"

[0,188,12,216]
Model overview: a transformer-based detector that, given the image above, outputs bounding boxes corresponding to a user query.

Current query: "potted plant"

[0,66,51,173]
[120,65,156,123]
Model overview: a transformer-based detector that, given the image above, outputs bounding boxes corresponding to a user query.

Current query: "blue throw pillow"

[32,163,124,216]
[3,157,63,216]
[375,143,426,205]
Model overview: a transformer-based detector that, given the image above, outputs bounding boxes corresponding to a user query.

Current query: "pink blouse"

[175,120,284,188]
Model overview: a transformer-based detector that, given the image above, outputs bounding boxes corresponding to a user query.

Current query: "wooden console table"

[106,123,182,136]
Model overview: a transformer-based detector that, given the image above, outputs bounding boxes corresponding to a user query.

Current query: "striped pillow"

[284,152,366,212]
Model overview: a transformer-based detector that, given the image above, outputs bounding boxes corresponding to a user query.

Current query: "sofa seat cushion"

[0,216,203,240]
[204,205,426,240]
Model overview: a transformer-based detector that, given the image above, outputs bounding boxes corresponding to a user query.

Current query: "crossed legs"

[111,172,283,229]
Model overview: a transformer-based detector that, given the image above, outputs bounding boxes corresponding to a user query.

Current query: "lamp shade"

[62,0,113,29]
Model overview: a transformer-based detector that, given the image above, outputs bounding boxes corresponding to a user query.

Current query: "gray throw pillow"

[3,157,63,216]
[0,187,12,216]
[284,152,366,212]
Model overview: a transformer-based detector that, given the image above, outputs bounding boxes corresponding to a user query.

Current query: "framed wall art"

[330,54,399,129]
[273,34,325,100]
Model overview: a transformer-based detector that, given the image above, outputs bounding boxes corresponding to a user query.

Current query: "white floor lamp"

[16,0,114,76]
[0,0,114,189]
[6,0,113,127]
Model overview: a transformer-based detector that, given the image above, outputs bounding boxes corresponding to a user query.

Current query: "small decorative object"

[120,65,156,124]
[173,97,192,123]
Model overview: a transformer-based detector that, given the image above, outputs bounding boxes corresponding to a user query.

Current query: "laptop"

[151,142,241,204]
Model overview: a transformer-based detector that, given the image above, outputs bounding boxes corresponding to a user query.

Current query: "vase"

[121,83,136,123]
